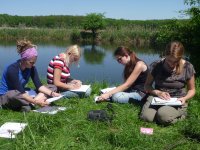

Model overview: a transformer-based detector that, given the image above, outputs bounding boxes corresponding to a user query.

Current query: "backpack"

[87,103,114,122]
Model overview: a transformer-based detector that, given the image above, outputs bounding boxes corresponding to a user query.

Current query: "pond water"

[0,43,160,84]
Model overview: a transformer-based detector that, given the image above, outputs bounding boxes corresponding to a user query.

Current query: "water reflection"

[83,45,105,64]
[0,43,160,84]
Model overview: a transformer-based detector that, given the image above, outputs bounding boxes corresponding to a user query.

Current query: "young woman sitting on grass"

[0,39,60,112]
[140,41,196,125]
[98,46,148,103]
[47,45,91,98]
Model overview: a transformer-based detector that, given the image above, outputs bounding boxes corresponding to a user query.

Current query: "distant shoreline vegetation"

[0,14,190,48]
[0,14,187,47]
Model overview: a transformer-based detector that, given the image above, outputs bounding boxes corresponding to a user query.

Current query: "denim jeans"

[61,87,91,98]
[111,91,142,103]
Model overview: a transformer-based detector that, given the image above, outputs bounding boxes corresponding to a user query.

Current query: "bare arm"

[21,92,49,107]
[144,73,171,100]
[53,68,80,90]
[37,85,60,97]
[100,61,147,100]
[178,75,195,104]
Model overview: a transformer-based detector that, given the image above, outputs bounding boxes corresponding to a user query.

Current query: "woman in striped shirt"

[47,45,91,98]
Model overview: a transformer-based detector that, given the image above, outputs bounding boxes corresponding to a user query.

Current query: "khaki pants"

[0,84,57,111]
[0,90,30,111]
[140,96,187,125]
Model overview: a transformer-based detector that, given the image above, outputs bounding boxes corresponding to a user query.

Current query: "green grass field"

[0,82,199,150]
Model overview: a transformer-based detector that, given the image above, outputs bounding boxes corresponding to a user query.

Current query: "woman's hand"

[51,91,61,97]
[70,80,82,85]
[177,97,187,105]
[157,91,171,100]
[34,99,49,107]
[68,82,81,90]
[68,79,82,90]
[98,93,110,101]
[34,93,49,106]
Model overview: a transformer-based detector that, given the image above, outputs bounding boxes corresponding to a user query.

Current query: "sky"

[0,0,191,20]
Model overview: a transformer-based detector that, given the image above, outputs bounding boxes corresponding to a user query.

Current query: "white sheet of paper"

[151,97,182,106]
[100,87,116,93]
[94,96,100,102]
[0,122,27,138]
[46,95,64,103]
[33,106,66,115]
[70,85,91,92]
[93,87,116,102]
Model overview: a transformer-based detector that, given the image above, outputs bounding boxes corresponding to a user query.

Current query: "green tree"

[155,0,200,46]
[184,0,200,6]
[82,13,106,39]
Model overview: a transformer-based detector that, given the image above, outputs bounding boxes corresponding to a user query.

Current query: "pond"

[0,43,160,84]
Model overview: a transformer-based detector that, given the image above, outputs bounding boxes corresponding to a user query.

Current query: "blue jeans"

[111,91,142,103]
[61,87,91,98]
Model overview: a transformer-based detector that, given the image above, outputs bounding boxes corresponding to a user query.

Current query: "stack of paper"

[70,84,91,92]
[33,106,66,115]
[151,97,182,106]
[46,95,64,103]
[100,87,116,94]
[0,122,27,138]
[94,87,116,102]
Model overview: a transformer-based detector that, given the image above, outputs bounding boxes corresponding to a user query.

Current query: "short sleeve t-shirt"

[150,59,195,97]
[47,55,70,84]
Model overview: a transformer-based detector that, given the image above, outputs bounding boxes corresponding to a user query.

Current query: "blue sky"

[0,0,190,20]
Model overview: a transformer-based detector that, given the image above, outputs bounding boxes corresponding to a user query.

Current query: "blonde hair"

[165,41,184,74]
[65,45,81,63]
[16,39,36,54]
[67,45,81,57]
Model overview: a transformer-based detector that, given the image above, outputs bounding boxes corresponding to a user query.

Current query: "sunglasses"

[116,56,123,62]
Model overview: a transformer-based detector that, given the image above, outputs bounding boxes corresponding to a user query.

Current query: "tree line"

[0,13,183,29]
[0,0,199,48]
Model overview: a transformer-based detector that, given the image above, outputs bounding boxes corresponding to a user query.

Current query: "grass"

[0,27,158,48]
[0,82,199,150]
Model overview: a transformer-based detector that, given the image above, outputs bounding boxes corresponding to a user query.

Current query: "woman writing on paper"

[0,39,60,112]
[47,45,91,98]
[140,41,195,125]
[98,46,148,103]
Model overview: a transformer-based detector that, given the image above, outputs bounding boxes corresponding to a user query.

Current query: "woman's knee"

[112,92,129,103]
[85,87,91,97]
[6,90,21,99]
[140,108,156,122]
[156,106,179,124]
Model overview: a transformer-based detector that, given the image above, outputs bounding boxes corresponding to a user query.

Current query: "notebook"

[100,87,116,94]
[0,122,27,138]
[151,97,182,106]
[70,84,91,92]
[94,87,116,102]
[46,95,64,103]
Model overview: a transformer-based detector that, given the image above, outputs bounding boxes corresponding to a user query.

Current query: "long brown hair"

[114,46,140,80]
[164,41,184,74]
